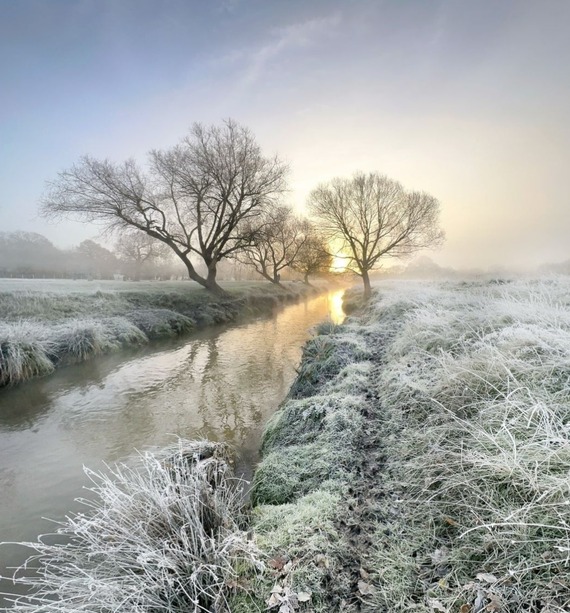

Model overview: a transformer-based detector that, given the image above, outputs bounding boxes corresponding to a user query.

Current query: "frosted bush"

[3,440,263,613]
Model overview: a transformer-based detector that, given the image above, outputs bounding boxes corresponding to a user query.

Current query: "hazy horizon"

[1,0,569,271]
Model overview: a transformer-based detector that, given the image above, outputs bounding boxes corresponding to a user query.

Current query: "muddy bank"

[0,281,325,387]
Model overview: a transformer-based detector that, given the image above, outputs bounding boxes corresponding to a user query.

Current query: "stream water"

[0,289,345,607]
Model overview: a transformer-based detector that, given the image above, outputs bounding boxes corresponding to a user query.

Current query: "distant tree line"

[0,232,182,280]
[0,229,330,283]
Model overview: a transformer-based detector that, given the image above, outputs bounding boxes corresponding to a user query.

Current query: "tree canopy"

[42,120,288,294]
[240,206,310,284]
[291,228,332,284]
[308,172,444,298]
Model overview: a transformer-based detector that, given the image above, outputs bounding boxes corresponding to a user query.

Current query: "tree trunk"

[204,263,227,295]
[362,269,372,300]
[256,265,279,284]
[183,259,226,295]
[134,261,142,282]
[303,272,311,285]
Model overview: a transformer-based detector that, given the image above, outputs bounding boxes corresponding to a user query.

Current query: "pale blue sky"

[1,0,569,269]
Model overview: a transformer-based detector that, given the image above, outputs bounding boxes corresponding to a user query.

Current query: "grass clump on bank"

[0,332,55,386]
[3,440,263,613]
[0,280,321,386]
[236,311,375,611]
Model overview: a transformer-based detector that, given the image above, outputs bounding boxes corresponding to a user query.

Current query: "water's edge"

[0,289,346,608]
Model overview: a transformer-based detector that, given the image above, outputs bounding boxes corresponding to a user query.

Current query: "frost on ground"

[366,278,570,612]
[3,278,569,612]
[0,281,319,386]
[2,440,263,613]
[247,277,570,612]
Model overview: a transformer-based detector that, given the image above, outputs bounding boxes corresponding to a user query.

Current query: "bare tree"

[291,227,332,284]
[308,172,444,299]
[42,120,288,294]
[240,206,309,284]
[75,239,118,279]
[115,231,170,280]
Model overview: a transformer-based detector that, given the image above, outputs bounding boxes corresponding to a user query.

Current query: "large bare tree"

[42,120,288,294]
[308,172,444,299]
[241,206,310,284]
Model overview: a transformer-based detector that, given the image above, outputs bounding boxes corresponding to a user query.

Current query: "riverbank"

[5,278,569,612]
[0,280,325,387]
[242,277,570,612]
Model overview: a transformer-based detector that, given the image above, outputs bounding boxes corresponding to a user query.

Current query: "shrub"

[126,308,195,339]
[0,336,54,385]
[5,440,264,613]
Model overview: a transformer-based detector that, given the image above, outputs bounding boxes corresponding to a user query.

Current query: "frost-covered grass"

[0,281,319,386]
[246,276,570,612]
[3,440,264,613]
[363,277,570,612]
[7,277,566,611]
[242,313,375,611]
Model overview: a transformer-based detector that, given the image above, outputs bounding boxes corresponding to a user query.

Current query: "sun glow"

[329,290,346,325]
[330,253,349,273]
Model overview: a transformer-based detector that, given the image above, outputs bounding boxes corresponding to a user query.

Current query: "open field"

[5,276,570,612]
[0,279,322,386]
[0,279,283,296]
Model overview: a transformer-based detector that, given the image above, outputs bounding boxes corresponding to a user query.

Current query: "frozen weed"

[0,336,54,385]
[125,308,195,339]
[0,281,319,386]
[248,316,373,609]
[2,440,263,613]
[253,490,351,611]
[366,277,570,611]
[290,333,370,398]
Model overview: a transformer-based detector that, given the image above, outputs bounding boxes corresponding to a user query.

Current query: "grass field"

[6,276,569,612]
[246,276,570,612]
[0,279,319,386]
[0,278,279,296]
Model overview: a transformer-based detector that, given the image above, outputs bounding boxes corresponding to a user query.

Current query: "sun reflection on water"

[329,289,346,325]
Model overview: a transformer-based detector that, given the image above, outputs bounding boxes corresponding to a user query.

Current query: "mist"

[1,0,569,274]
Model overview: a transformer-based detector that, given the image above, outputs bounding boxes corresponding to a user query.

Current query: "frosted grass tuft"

[1,440,264,613]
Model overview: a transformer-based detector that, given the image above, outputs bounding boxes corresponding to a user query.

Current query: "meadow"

[247,276,570,611]
[0,279,318,386]
[5,277,569,612]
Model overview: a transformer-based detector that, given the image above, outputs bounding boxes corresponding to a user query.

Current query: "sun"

[330,252,349,273]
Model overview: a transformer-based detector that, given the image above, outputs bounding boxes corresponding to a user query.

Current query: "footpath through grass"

[0,280,319,386]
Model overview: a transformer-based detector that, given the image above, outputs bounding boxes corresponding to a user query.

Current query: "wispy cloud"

[216,0,243,15]
[217,11,342,91]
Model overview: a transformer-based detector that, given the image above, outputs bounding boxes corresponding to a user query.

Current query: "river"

[0,289,345,607]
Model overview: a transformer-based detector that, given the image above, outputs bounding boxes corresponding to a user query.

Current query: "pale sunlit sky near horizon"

[1,0,569,271]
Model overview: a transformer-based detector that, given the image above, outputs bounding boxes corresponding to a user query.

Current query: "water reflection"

[330,290,346,325]
[0,290,345,606]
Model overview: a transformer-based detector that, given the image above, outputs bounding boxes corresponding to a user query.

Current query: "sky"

[1,0,569,271]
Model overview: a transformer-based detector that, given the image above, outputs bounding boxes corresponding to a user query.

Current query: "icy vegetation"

[3,278,569,612]
[245,313,376,611]
[3,441,263,613]
[366,278,570,612]
[0,281,318,386]
[248,277,570,611]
